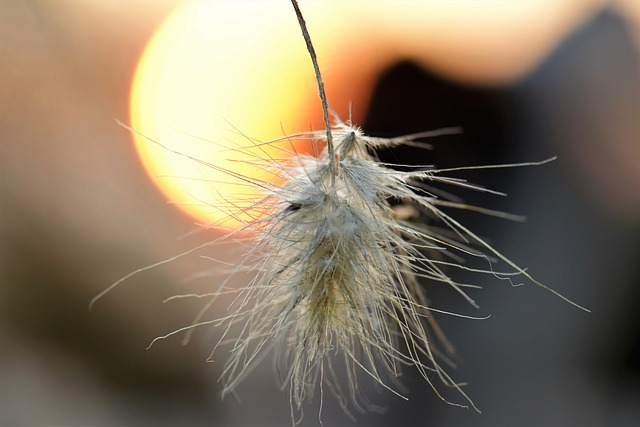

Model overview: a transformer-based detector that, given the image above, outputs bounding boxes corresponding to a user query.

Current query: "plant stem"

[290,0,335,182]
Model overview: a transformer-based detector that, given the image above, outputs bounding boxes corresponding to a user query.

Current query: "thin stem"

[290,0,335,183]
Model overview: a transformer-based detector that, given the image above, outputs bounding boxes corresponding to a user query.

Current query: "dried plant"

[93,0,588,423]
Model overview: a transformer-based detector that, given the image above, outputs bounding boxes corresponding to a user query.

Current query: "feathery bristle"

[134,113,584,422]
[209,116,509,416]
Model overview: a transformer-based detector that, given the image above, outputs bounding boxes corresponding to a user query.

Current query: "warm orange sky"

[129,0,640,228]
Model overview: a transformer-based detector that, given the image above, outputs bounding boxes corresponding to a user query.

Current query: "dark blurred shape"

[357,8,640,427]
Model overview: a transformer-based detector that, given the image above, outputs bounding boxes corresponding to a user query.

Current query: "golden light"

[130,1,322,230]
[131,0,602,230]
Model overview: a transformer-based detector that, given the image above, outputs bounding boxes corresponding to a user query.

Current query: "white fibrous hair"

[224,120,486,414]
[132,114,587,421]
[152,117,574,419]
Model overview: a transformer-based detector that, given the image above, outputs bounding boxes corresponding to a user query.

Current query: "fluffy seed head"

[210,116,501,417]
[98,116,585,423]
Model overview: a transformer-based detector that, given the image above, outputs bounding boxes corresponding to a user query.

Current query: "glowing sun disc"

[130,1,335,230]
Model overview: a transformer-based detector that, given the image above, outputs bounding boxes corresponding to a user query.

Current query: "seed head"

[211,116,503,417]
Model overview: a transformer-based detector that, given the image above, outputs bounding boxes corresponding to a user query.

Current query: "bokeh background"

[1,1,639,426]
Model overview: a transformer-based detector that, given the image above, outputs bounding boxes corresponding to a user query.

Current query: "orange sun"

[130,1,331,230]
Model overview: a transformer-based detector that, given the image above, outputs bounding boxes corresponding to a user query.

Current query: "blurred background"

[1,1,639,426]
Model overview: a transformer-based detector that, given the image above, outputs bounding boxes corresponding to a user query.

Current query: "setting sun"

[130,2,326,229]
